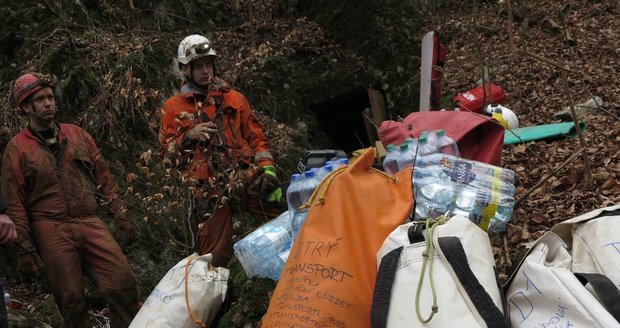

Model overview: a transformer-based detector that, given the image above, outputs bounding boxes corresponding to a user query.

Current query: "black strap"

[371,246,403,328]
[408,224,425,244]
[438,237,510,328]
[574,273,620,323]
[597,208,620,218]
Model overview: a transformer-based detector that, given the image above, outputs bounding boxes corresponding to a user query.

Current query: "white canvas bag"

[129,253,229,328]
[552,204,620,286]
[505,231,620,328]
[371,215,509,328]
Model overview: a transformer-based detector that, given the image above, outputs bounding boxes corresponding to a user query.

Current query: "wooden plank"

[419,31,435,112]
[367,88,387,126]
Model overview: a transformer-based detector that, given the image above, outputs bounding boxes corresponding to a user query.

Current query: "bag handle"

[438,237,510,328]
[370,218,445,328]
[574,273,620,323]
[371,245,403,328]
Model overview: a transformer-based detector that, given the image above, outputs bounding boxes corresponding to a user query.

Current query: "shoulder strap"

[438,236,510,328]
[574,273,620,323]
[371,246,403,328]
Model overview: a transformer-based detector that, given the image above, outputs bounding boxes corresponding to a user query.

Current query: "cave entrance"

[311,88,386,154]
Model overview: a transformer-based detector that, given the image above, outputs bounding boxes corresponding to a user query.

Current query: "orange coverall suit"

[1,124,139,328]
[160,84,283,266]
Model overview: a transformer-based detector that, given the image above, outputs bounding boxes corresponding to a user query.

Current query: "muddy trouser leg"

[79,217,140,328]
[197,201,234,267]
[33,221,90,328]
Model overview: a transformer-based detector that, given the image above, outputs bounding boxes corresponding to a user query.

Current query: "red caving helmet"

[13,72,54,106]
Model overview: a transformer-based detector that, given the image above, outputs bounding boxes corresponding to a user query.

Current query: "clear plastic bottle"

[424,130,439,150]
[286,173,303,218]
[299,170,320,206]
[419,165,515,196]
[291,170,320,238]
[417,133,439,157]
[412,168,454,220]
[397,143,416,171]
[452,183,515,233]
[336,158,349,169]
[252,225,291,250]
[233,211,293,280]
[404,137,419,157]
[382,144,400,175]
[270,248,291,280]
[434,129,460,157]
[416,153,515,184]
[315,164,334,182]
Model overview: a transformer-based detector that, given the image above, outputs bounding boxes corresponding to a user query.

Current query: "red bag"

[452,83,506,113]
[378,111,505,166]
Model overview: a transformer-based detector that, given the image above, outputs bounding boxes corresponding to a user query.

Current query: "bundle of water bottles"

[233,158,350,280]
[383,130,516,234]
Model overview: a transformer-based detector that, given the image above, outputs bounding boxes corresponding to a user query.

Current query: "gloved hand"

[252,166,282,202]
[186,122,218,142]
[17,253,42,278]
[115,219,136,246]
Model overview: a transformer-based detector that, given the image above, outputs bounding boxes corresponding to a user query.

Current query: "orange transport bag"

[261,148,413,328]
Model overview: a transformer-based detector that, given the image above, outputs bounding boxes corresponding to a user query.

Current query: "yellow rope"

[185,256,207,328]
[414,216,448,323]
[297,165,399,209]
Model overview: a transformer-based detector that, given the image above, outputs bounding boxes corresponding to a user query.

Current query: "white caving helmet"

[177,34,217,66]
[485,104,520,129]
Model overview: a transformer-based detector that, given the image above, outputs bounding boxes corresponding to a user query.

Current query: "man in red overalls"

[1,72,140,328]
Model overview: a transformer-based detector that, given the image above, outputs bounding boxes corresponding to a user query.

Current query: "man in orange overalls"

[1,72,140,328]
[159,34,285,267]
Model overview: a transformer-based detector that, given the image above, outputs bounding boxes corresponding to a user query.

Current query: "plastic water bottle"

[397,143,416,171]
[290,170,320,237]
[299,170,320,206]
[434,129,460,157]
[332,158,349,170]
[412,162,516,232]
[416,153,515,184]
[417,133,438,157]
[251,225,291,251]
[233,211,293,280]
[271,249,291,280]
[413,168,454,220]
[424,130,439,149]
[404,137,419,155]
[382,144,400,175]
[453,183,515,233]
[286,173,303,217]
[419,165,515,195]
[316,164,334,182]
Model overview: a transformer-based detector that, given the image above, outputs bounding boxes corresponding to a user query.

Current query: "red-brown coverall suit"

[1,123,140,328]
[160,83,283,266]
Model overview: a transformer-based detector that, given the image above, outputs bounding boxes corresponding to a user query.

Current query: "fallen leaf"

[530,212,547,224]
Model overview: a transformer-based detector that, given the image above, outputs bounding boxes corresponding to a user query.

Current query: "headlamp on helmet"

[13,73,55,107]
[177,34,217,66]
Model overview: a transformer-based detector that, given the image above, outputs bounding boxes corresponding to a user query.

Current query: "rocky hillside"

[0,0,618,326]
